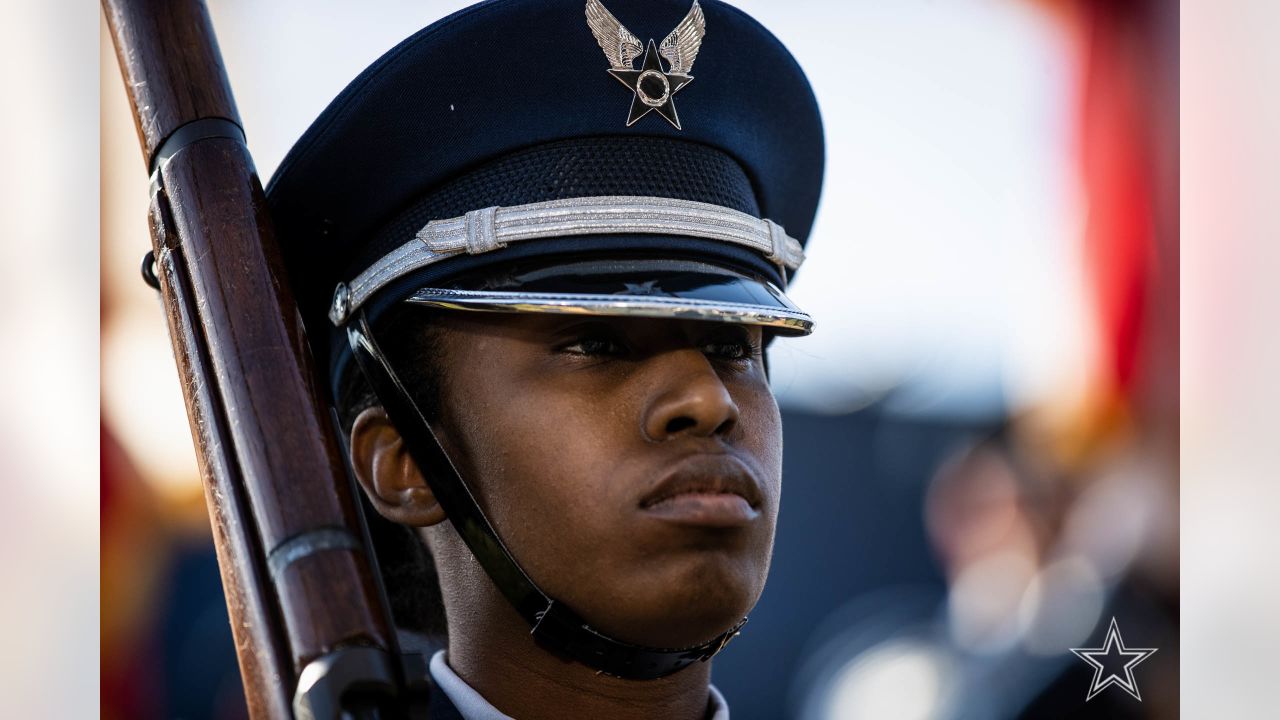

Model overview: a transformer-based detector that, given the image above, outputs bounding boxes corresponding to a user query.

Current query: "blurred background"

[94,0,1186,718]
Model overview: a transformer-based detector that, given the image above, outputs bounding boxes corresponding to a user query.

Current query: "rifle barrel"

[103,1,399,716]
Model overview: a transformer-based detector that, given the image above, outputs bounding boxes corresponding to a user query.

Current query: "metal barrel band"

[148,116,247,194]
[267,527,362,582]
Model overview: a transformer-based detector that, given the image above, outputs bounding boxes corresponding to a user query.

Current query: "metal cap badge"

[586,0,706,129]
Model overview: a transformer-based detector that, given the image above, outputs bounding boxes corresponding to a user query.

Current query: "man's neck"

[444,600,715,720]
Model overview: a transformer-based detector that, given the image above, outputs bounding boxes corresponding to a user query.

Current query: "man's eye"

[562,337,627,356]
[702,340,758,361]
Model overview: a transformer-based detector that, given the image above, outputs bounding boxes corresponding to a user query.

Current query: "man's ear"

[350,406,447,527]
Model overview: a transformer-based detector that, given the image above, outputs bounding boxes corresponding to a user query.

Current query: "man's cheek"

[740,395,783,454]
[503,423,605,495]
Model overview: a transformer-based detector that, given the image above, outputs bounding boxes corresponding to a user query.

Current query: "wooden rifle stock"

[103,1,420,716]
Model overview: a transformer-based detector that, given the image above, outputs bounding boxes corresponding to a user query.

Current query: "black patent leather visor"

[402,258,813,336]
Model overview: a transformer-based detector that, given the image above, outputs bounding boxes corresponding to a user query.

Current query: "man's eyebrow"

[699,323,758,338]
[512,317,627,346]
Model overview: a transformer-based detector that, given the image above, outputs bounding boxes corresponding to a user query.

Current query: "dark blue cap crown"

[266,0,825,387]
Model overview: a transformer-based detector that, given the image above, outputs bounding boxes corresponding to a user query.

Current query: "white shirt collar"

[429,650,730,720]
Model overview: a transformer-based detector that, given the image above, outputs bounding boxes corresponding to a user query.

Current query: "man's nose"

[641,349,740,442]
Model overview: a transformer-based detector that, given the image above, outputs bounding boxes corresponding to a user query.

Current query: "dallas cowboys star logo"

[586,0,706,130]
[1070,617,1158,701]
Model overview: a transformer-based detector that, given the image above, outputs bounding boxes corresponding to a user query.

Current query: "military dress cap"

[266,0,824,393]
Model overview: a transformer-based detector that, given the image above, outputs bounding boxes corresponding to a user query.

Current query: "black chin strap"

[347,312,745,680]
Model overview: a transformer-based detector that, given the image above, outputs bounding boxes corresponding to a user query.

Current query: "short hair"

[335,306,445,435]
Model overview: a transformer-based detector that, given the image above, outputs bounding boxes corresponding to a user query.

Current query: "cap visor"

[402,258,813,336]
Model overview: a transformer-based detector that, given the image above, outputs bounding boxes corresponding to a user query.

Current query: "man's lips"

[639,454,765,527]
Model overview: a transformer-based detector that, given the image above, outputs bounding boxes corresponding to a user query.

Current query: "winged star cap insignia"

[585,0,706,130]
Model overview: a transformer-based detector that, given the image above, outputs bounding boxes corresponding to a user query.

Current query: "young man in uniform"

[267,0,824,716]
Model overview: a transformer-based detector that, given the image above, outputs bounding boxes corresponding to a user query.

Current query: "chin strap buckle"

[699,617,748,662]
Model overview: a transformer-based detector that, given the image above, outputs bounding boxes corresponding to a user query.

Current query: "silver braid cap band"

[329,195,806,326]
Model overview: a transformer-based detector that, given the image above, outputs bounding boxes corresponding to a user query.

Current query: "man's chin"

[578,573,762,650]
